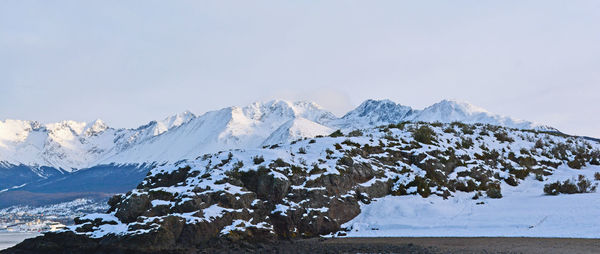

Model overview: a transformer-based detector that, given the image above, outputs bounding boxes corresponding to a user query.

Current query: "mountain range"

[0,99,555,207]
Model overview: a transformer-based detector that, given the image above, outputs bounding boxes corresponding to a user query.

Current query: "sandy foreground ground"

[2,235,599,253]
[255,237,600,254]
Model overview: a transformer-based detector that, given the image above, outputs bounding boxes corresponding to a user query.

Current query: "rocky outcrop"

[5,122,599,253]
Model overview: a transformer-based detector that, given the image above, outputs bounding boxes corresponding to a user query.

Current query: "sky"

[1,1,599,137]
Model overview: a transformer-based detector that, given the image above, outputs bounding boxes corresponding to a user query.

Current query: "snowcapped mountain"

[0,99,555,171]
[100,100,336,165]
[336,99,415,128]
[338,99,555,131]
[0,111,196,171]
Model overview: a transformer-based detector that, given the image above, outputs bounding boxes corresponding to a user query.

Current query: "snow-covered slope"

[262,118,333,146]
[0,99,558,172]
[53,121,600,248]
[101,100,336,164]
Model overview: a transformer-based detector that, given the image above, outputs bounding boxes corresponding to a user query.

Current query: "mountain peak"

[153,111,197,136]
[340,99,413,127]
[426,99,488,114]
[84,119,109,136]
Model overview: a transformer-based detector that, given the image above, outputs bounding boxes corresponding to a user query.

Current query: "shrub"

[544,175,598,195]
[308,139,316,144]
[551,143,571,160]
[512,169,530,180]
[443,127,456,134]
[413,126,436,144]
[348,129,363,137]
[558,180,578,194]
[298,147,307,154]
[535,174,544,182]
[590,149,600,165]
[272,158,288,167]
[337,156,354,167]
[494,132,514,143]
[535,139,545,149]
[252,155,265,165]
[504,176,519,186]
[461,125,474,135]
[388,122,408,130]
[341,139,360,147]
[486,182,502,199]
[329,129,344,138]
[232,161,244,170]
[461,137,474,149]
[567,159,584,169]
[576,175,596,193]
[518,156,537,169]
[309,164,325,175]
[543,181,561,195]
[595,172,600,181]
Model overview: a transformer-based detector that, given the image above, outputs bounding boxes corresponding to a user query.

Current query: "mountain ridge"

[0,99,556,171]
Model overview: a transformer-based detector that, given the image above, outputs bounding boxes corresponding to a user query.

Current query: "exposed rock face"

[5,122,599,253]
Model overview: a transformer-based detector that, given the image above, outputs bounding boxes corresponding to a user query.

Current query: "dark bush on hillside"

[388,122,408,130]
[543,175,597,195]
[341,139,360,147]
[544,181,562,195]
[504,175,519,186]
[329,129,344,137]
[272,158,288,167]
[518,156,537,169]
[576,174,596,193]
[443,127,456,134]
[559,180,579,194]
[486,182,502,199]
[567,159,584,169]
[459,124,474,135]
[408,176,431,198]
[413,126,436,144]
[590,150,600,165]
[512,169,530,180]
[494,132,514,143]
[309,164,325,175]
[430,122,443,127]
[252,155,265,165]
[348,129,363,137]
[461,137,474,149]
[595,172,600,181]
[551,143,571,160]
[298,147,307,154]
[543,181,561,195]
[535,139,545,149]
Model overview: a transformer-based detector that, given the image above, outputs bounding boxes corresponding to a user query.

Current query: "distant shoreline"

[0,232,40,251]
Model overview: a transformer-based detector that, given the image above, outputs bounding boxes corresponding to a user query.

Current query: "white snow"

[343,165,600,238]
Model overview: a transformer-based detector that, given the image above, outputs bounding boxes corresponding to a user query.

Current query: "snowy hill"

[17,121,600,253]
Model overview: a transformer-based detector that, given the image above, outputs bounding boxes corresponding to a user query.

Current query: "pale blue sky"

[1,1,599,137]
